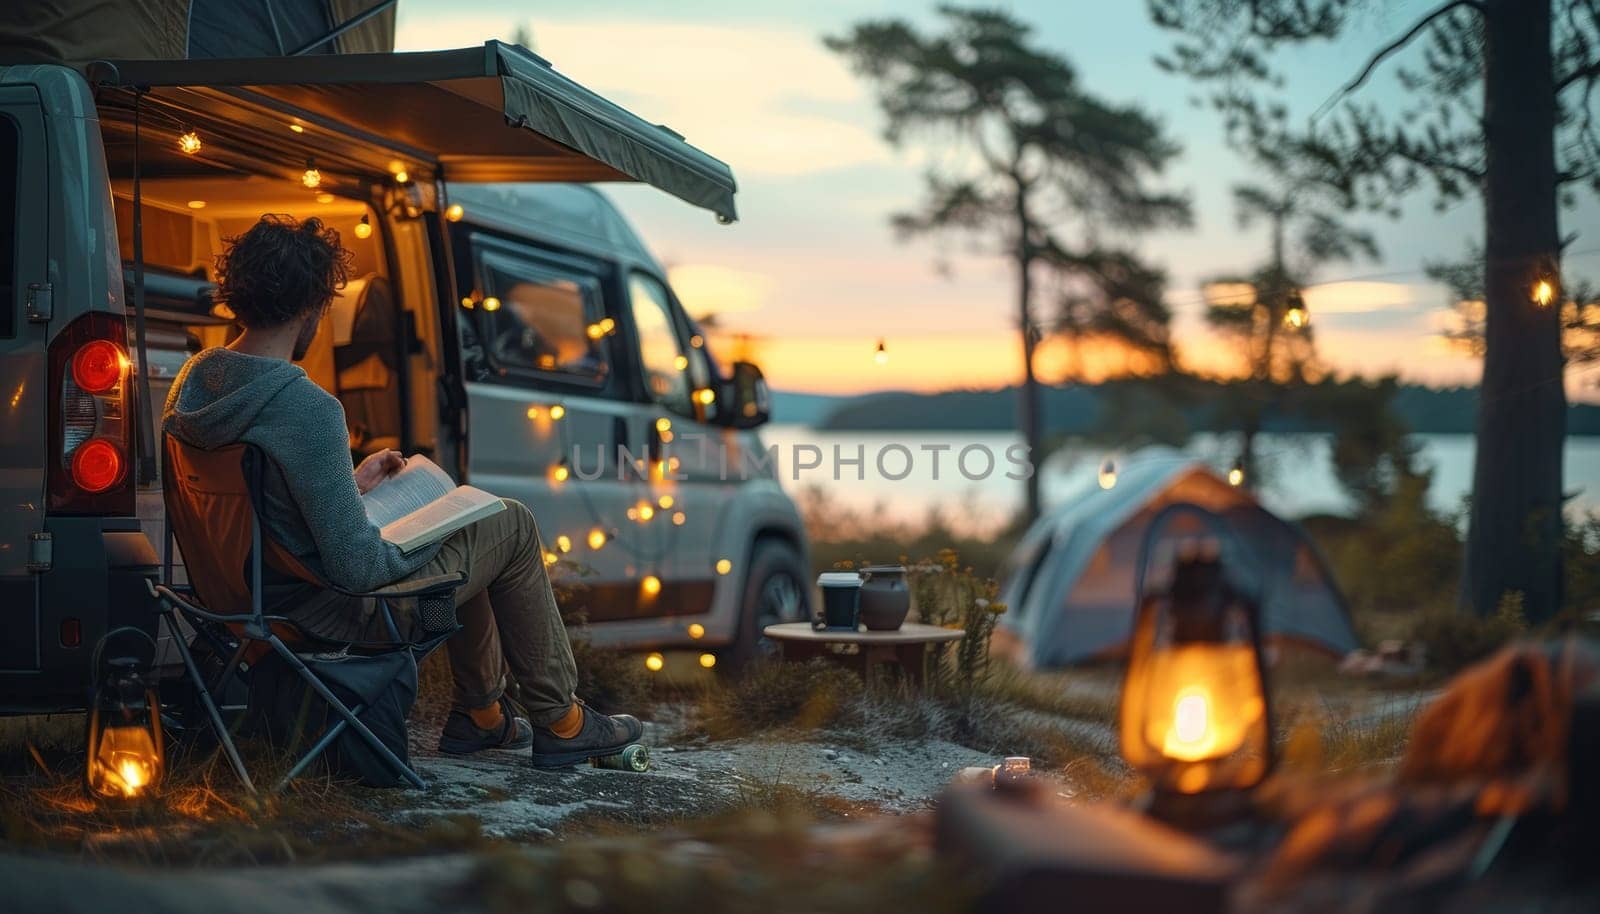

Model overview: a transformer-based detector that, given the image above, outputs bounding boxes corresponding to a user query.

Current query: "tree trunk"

[1017,247,1042,522]
[1465,0,1567,620]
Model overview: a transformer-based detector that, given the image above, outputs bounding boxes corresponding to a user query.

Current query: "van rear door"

[0,83,49,670]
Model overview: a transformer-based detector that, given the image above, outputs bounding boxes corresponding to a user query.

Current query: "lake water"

[757,425,1600,537]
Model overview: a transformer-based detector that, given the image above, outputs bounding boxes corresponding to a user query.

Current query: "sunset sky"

[396,0,1600,402]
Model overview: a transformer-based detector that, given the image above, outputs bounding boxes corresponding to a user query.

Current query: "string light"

[875,339,888,365]
[1227,460,1245,487]
[656,417,672,433]
[462,297,476,310]
[658,494,675,509]
[548,404,565,420]
[301,160,322,189]
[694,388,715,406]
[186,200,206,210]
[672,511,686,526]
[177,130,202,155]
[599,317,616,334]
[1533,278,1555,307]
[699,653,717,669]
[687,623,705,639]
[641,575,662,596]
[587,528,607,550]
[525,405,539,419]
[550,462,570,484]
[715,558,732,575]
[393,169,410,184]
[482,296,501,312]
[289,123,305,134]
[543,550,558,566]
[315,192,336,204]
[445,203,464,222]
[644,652,665,672]
[638,503,655,522]
[555,534,572,553]
[1098,458,1118,490]
[586,323,605,340]
[690,334,705,348]
[354,214,373,240]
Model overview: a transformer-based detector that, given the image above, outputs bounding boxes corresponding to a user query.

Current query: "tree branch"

[1558,59,1600,93]
[1311,0,1486,124]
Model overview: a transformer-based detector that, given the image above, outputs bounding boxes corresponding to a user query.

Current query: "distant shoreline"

[771,381,1600,437]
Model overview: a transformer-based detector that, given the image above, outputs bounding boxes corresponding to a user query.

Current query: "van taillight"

[48,313,136,515]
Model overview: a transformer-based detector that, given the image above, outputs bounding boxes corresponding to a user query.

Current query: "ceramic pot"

[858,565,910,631]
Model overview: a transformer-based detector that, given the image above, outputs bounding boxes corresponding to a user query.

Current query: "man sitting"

[163,214,641,767]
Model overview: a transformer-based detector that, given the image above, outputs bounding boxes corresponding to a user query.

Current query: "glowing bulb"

[875,339,888,365]
[641,575,662,596]
[690,334,704,348]
[715,558,732,575]
[699,653,717,669]
[555,535,572,553]
[644,652,665,672]
[638,504,655,522]
[354,215,373,240]
[694,388,715,406]
[393,169,410,184]
[289,123,305,134]
[1284,306,1308,329]
[588,528,607,550]
[599,317,616,334]
[482,296,501,312]
[674,355,689,371]
[445,203,464,222]
[549,404,565,420]
[551,464,569,483]
[655,417,672,433]
[658,495,674,509]
[462,297,476,309]
[586,323,605,340]
[1098,459,1118,490]
[302,166,322,189]
[525,406,539,419]
[543,550,558,566]
[177,130,202,155]
[672,511,686,526]
[186,200,206,209]
[687,623,705,639]
[1172,690,1211,749]
[1533,279,1555,306]
[1227,466,1244,487]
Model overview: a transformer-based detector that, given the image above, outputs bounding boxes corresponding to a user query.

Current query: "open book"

[361,455,505,554]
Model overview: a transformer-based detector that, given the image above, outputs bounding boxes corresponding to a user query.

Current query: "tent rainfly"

[996,448,1359,668]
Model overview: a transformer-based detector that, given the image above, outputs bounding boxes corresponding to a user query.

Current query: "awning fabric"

[0,0,394,62]
[95,42,738,221]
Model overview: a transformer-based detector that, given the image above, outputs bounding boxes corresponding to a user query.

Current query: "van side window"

[479,252,608,385]
[0,114,17,339]
[627,273,692,414]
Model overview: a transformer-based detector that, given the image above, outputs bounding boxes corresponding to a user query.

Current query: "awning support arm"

[289,0,399,56]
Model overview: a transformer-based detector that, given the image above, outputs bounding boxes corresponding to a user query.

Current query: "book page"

[360,455,456,530]
[379,485,504,554]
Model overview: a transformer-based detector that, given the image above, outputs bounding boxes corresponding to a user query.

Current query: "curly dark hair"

[215,215,352,328]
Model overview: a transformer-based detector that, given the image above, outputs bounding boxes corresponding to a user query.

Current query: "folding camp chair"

[146,436,464,794]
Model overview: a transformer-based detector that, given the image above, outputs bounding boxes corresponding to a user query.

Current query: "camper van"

[0,44,810,713]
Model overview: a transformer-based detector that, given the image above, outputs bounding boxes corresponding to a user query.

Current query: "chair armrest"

[354,571,467,600]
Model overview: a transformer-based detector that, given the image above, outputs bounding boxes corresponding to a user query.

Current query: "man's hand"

[355,449,406,495]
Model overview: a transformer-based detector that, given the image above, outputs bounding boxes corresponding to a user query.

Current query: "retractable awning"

[91,41,738,221]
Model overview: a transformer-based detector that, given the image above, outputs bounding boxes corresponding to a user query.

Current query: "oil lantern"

[1119,504,1270,812]
[84,628,164,801]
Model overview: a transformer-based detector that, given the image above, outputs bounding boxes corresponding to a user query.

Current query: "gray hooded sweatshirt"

[163,348,439,600]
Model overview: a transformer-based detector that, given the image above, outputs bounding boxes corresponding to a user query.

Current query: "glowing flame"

[1533,279,1555,307]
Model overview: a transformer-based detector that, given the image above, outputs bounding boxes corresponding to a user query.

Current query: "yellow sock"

[468,701,504,731]
[548,702,584,739]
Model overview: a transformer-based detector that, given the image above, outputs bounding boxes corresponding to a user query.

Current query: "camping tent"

[996,448,1359,668]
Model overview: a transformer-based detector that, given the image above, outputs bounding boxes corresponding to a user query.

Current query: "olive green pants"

[399,497,578,727]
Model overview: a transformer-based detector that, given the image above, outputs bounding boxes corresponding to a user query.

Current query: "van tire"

[724,539,809,672]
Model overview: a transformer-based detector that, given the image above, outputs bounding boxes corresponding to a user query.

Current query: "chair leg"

[272,704,361,794]
[265,635,426,789]
[212,640,250,697]
[163,612,258,796]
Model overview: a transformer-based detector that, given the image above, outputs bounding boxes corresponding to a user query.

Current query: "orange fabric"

[547,703,583,739]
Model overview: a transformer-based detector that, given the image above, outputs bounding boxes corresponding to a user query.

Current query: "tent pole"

[289,0,398,56]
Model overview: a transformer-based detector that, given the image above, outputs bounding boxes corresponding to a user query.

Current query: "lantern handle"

[88,625,161,687]
[1131,502,1249,605]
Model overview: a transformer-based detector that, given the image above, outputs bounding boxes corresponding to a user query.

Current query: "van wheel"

[725,539,809,672]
